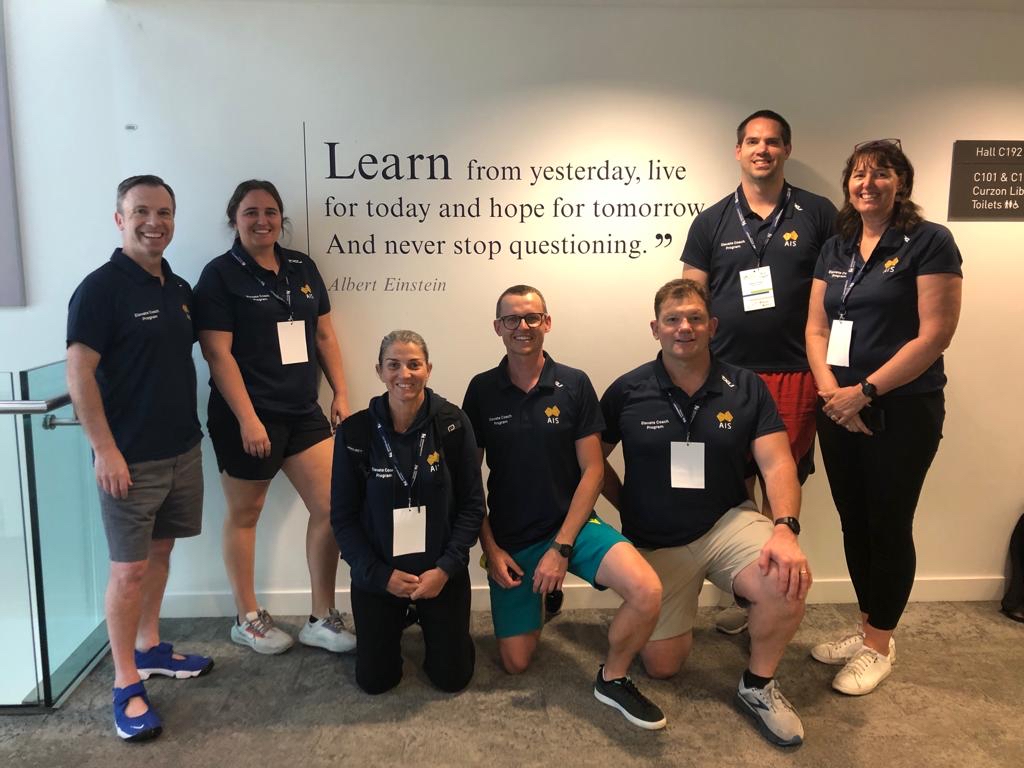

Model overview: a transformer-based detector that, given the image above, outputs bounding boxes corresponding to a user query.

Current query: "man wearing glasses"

[462,285,666,730]
[680,109,837,635]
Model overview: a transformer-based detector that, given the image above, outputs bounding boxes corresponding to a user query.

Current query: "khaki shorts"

[638,504,771,641]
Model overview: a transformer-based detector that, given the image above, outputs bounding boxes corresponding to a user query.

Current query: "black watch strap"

[860,380,878,401]
[774,517,801,535]
[550,542,573,558]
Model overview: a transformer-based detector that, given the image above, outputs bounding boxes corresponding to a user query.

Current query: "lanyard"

[838,250,870,320]
[732,185,791,268]
[231,246,293,319]
[376,424,427,508]
[668,395,701,443]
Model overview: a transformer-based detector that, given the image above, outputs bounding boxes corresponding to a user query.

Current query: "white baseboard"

[160,576,1008,618]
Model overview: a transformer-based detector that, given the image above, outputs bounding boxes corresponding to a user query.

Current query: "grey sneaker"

[299,608,356,653]
[231,608,294,655]
[736,677,804,747]
[811,629,895,666]
[715,602,749,635]
[593,665,666,730]
[832,646,893,696]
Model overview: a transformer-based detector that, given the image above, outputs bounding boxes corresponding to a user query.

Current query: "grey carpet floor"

[2,602,1022,768]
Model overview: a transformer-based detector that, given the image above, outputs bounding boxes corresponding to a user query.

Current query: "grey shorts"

[99,443,204,562]
[639,503,771,641]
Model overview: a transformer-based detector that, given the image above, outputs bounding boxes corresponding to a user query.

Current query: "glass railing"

[0,360,109,710]
[0,369,40,707]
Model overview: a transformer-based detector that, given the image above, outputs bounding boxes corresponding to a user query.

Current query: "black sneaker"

[544,589,564,619]
[593,665,666,730]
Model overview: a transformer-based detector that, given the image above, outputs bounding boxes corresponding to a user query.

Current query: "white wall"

[2,0,1021,615]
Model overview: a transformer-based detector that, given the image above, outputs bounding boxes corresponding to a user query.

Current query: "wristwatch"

[860,380,878,401]
[550,541,574,558]
[774,517,801,536]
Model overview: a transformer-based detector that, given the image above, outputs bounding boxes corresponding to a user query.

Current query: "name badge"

[277,320,308,365]
[739,266,775,312]
[670,441,705,489]
[393,505,426,557]
[826,319,853,367]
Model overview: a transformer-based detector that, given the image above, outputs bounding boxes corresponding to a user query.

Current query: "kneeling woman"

[332,330,484,693]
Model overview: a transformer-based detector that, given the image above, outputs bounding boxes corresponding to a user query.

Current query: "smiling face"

[735,117,791,185]
[651,293,717,365]
[847,158,901,224]
[494,292,551,358]
[114,184,175,263]
[377,340,432,409]
[232,189,282,252]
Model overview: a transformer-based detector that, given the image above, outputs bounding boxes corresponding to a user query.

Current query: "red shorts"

[755,371,818,482]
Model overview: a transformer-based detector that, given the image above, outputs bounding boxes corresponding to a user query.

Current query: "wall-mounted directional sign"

[949,141,1024,221]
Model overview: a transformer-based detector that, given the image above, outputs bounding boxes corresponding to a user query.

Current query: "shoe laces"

[321,609,346,634]
[763,681,794,713]
[614,675,651,704]
[846,647,885,677]
[246,609,276,638]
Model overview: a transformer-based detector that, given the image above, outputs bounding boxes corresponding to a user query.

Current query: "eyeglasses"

[854,138,902,152]
[498,313,547,330]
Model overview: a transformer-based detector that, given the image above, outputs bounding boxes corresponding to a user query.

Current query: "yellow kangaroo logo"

[716,411,733,423]
[300,283,313,296]
[884,257,899,270]
[783,231,799,242]
[544,406,560,418]
[426,451,440,466]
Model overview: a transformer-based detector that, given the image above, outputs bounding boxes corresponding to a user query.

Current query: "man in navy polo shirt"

[462,285,665,730]
[681,109,836,635]
[601,278,811,747]
[67,175,211,742]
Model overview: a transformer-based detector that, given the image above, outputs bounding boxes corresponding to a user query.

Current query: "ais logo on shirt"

[544,405,560,424]
[883,257,900,274]
[783,231,799,247]
[717,411,734,430]
[426,451,441,472]
[300,283,314,298]
[181,303,191,320]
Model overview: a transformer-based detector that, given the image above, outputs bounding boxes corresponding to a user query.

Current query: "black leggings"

[816,392,944,631]
[350,566,475,694]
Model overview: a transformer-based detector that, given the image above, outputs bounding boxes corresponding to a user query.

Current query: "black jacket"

[331,389,484,594]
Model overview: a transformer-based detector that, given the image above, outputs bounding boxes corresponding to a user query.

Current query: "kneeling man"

[463,285,665,730]
[600,279,811,746]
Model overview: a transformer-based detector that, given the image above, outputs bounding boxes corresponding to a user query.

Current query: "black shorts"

[207,391,332,481]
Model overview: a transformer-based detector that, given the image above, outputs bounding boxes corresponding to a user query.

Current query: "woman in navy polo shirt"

[806,141,962,695]
[194,180,356,655]
[331,330,483,693]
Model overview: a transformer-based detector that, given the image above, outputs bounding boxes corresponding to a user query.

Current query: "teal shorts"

[488,515,629,639]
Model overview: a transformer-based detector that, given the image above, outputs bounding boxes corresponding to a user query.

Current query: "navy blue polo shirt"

[601,354,784,549]
[815,220,963,395]
[681,183,837,372]
[66,249,201,464]
[193,240,331,417]
[462,353,604,552]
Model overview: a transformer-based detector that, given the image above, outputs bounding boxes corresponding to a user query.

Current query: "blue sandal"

[113,681,162,742]
[135,642,214,679]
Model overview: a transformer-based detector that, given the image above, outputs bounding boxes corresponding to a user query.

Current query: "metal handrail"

[0,393,71,415]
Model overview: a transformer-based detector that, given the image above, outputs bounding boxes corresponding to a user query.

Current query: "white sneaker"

[832,646,893,695]
[299,608,357,653]
[811,628,895,666]
[736,677,804,747]
[231,608,294,655]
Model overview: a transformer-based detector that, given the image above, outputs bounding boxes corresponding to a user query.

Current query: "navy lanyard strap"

[668,395,701,443]
[732,185,791,268]
[376,424,427,507]
[230,247,293,318]
[838,250,869,320]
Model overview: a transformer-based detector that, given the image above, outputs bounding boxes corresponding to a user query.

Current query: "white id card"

[670,441,705,489]
[392,505,426,557]
[826,319,853,367]
[739,266,775,312]
[277,320,308,365]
